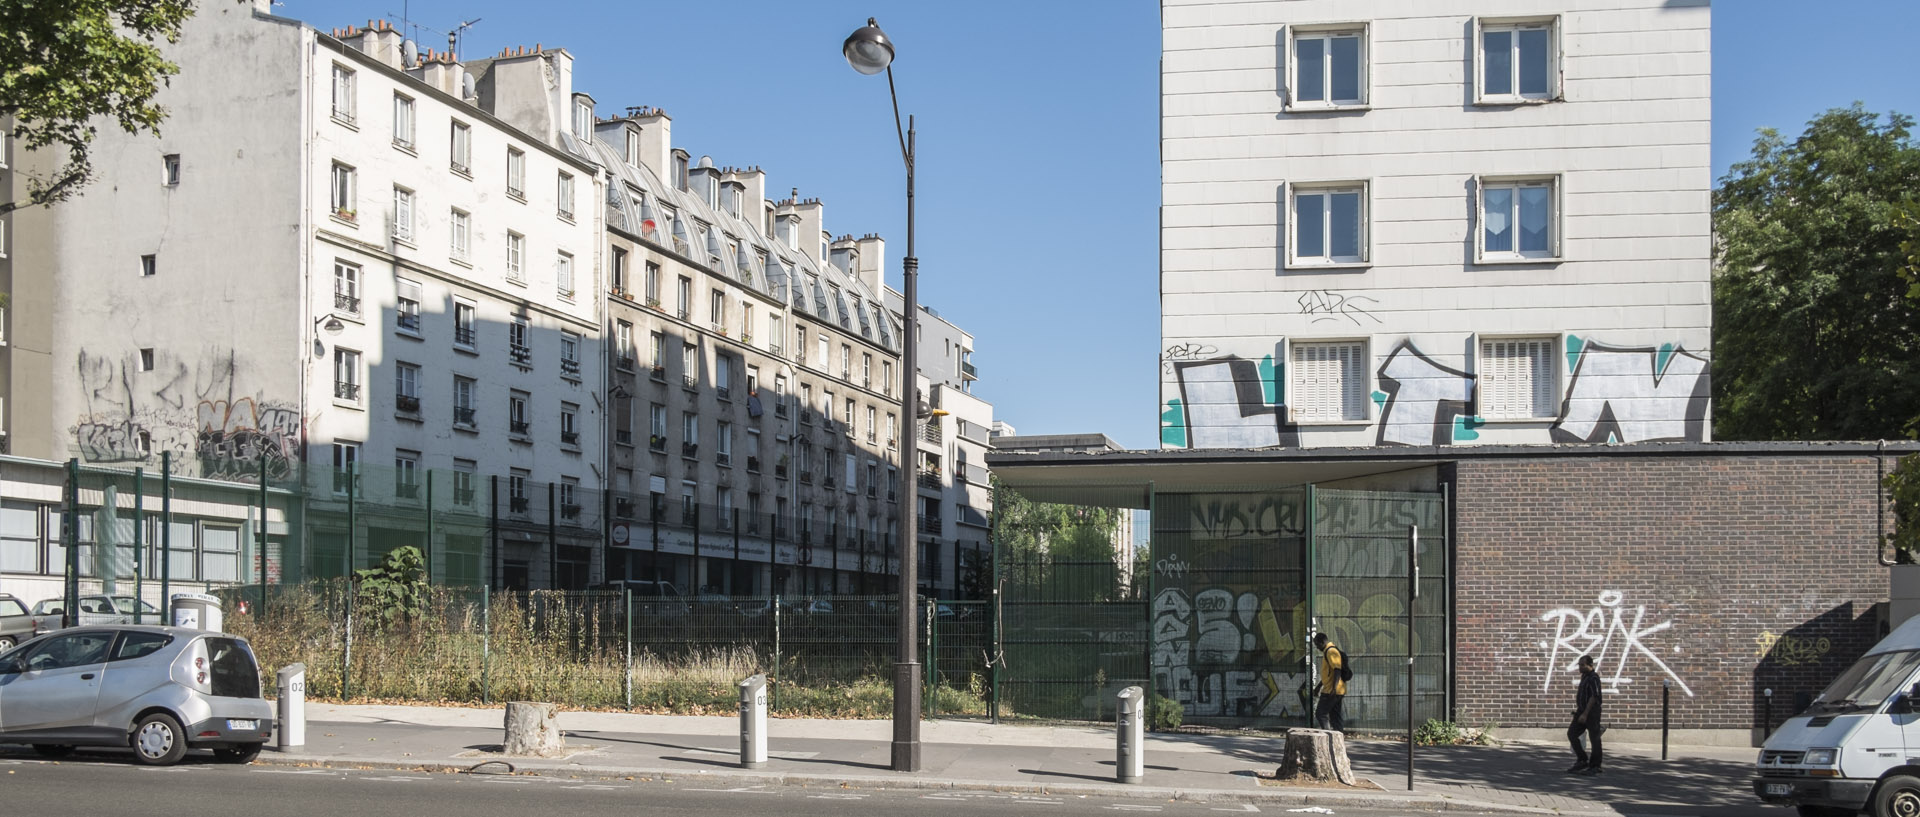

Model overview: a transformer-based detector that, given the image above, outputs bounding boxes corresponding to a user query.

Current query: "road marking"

[685,786,778,794]
[365,775,430,782]
[253,769,336,775]
[1105,806,1163,812]
[1212,806,1260,813]
[562,784,627,791]
[807,793,869,800]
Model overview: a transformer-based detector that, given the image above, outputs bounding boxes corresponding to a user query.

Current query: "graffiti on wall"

[1153,586,1309,719]
[1756,631,1831,666]
[70,348,303,480]
[1539,590,1693,696]
[1162,334,1709,448]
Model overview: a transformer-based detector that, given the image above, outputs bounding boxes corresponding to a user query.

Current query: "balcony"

[922,421,941,444]
[397,312,420,331]
[716,452,731,467]
[615,429,633,446]
[799,470,813,484]
[560,503,582,520]
[455,327,476,346]
[510,344,531,365]
[677,307,690,320]
[615,497,635,519]
[395,394,420,414]
[561,358,580,376]
[649,434,667,453]
[682,374,698,390]
[717,386,731,402]
[919,471,941,491]
[747,456,761,473]
[961,360,977,379]
[775,462,789,479]
[650,364,667,381]
[823,475,837,490]
[561,430,580,446]
[510,496,530,514]
[681,442,698,459]
[919,517,941,534]
[510,420,531,436]
[331,471,353,495]
[396,482,420,500]
[868,486,877,499]
[453,487,476,506]
[334,382,360,401]
[775,402,789,418]
[454,407,476,427]
[335,292,360,313]
[800,409,813,425]
[769,344,783,357]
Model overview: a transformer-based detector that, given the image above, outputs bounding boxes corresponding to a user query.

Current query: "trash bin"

[171,592,223,632]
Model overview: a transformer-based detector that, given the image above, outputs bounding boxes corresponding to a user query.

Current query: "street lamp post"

[844,16,921,773]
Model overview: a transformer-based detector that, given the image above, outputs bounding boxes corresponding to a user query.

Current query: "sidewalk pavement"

[270,703,1781,816]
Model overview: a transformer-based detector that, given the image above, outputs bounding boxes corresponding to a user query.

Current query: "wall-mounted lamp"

[313,314,344,356]
[609,384,632,399]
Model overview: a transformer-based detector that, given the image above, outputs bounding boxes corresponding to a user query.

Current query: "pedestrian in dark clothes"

[1568,654,1604,774]
[1313,632,1346,733]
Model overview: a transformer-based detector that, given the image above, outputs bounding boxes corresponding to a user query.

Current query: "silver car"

[0,625,275,765]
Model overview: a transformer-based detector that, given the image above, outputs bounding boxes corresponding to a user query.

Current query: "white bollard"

[276,663,306,749]
[1116,685,1145,784]
[739,673,768,769]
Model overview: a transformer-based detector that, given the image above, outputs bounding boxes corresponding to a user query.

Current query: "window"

[682,342,698,386]
[742,302,755,342]
[330,64,356,124]
[862,354,872,387]
[1289,183,1367,266]
[866,405,877,441]
[454,301,476,348]
[1478,18,1558,104]
[392,94,415,149]
[141,254,157,277]
[450,121,472,174]
[556,252,575,298]
[509,470,530,512]
[611,247,629,294]
[817,334,829,368]
[1479,337,1557,419]
[717,421,733,464]
[677,276,691,319]
[1288,26,1366,108]
[332,441,359,496]
[510,316,531,365]
[395,450,420,500]
[711,290,726,330]
[561,403,580,446]
[333,261,360,314]
[844,397,855,427]
[673,153,689,191]
[769,316,783,353]
[615,322,635,370]
[1289,341,1368,422]
[333,348,361,402]
[1478,177,1558,261]
[505,231,524,281]
[716,353,733,398]
[625,129,641,167]
[162,154,181,186]
[510,390,531,436]
[887,413,897,446]
[450,209,471,262]
[395,362,420,413]
[453,460,477,505]
[560,331,581,377]
[573,97,593,138]
[642,328,660,370]
[139,348,155,372]
[557,172,575,220]
[883,361,893,396]
[645,262,661,304]
[453,376,476,426]
[392,186,414,242]
[506,148,526,198]
[650,403,668,449]
[841,344,852,379]
[396,278,422,333]
[682,412,699,457]
[330,162,356,221]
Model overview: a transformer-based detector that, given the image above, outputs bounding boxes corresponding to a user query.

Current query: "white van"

[1756,614,1920,816]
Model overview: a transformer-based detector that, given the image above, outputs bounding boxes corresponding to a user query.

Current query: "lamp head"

[843,18,894,75]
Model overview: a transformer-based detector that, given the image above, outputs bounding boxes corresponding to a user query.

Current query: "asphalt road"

[0,751,1472,817]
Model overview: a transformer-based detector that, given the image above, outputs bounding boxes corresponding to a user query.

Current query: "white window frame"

[1284,24,1369,111]
[450,208,471,263]
[1475,334,1562,421]
[557,171,575,221]
[556,251,575,299]
[1286,181,1370,268]
[1475,174,1562,263]
[162,154,181,186]
[396,278,422,334]
[391,186,414,243]
[506,231,525,282]
[395,362,420,401]
[333,347,363,406]
[624,128,641,167]
[392,93,415,150]
[1284,338,1371,424]
[453,300,477,350]
[333,261,360,316]
[1474,16,1561,105]
[329,162,356,222]
[330,64,356,125]
[450,121,472,175]
[506,147,526,199]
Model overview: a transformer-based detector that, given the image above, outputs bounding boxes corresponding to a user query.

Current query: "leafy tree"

[1713,105,1920,441]
[989,476,1126,600]
[0,0,200,214]
[354,546,426,629]
[1889,454,1920,563]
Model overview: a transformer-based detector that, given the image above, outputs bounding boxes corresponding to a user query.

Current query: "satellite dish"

[461,73,477,99]
[402,39,419,67]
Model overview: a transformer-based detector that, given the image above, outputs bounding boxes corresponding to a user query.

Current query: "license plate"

[227,719,258,731]
[1765,783,1793,797]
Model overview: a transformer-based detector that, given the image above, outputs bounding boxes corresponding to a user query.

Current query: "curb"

[251,752,1616,815]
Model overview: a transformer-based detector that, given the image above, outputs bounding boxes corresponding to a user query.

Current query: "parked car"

[609,580,689,616]
[786,598,835,616]
[0,594,41,652]
[0,625,274,765]
[29,595,163,630]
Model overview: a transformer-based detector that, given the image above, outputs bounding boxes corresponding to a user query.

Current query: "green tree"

[1713,105,1920,441]
[989,476,1126,600]
[0,0,199,214]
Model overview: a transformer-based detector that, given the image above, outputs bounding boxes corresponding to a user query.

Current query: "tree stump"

[1276,728,1355,786]
[503,702,566,757]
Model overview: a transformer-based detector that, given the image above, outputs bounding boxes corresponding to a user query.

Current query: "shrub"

[1147,694,1184,731]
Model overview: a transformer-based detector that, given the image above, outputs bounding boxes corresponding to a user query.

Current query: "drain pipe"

[1880,440,1897,566]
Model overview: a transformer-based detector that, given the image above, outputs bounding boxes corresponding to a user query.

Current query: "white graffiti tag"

[1539,591,1692,697]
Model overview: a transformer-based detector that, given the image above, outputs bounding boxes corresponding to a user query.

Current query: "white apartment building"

[12,5,604,587]
[888,295,993,594]
[1160,0,1712,449]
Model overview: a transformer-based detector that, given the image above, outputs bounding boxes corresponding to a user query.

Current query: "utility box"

[738,673,768,769]
[171,592,223,632]
[276,663,306,749]
[1116,685,1144,784]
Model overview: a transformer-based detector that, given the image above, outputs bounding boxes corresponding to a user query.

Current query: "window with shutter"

[1479,338,1555,419]
[1290,341,1367,421]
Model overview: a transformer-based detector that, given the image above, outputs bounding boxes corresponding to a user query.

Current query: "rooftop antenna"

[448,18,481,59]
[387,7,482,61]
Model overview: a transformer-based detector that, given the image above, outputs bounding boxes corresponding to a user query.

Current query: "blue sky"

[310,1,1919,450]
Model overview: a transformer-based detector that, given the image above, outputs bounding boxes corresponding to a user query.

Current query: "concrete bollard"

[276,663,306,750]
[1116,685,1144,784]
[739,673,768,769]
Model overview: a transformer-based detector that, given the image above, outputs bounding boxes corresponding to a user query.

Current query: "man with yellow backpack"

[1313,632,1347,732]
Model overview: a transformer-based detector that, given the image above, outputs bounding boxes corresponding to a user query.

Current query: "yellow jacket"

[1320,644,1347,696]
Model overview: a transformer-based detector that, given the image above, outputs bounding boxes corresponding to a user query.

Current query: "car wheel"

[0,636,14,651]
[1875,774,1920,817]
[130,712,187,766]
[213,745,263,764]
[31,744,74,758]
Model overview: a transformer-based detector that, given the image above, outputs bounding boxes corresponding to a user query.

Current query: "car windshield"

[1811,649,1920,712]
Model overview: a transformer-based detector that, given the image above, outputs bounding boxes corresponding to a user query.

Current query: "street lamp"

[844,15,922,774]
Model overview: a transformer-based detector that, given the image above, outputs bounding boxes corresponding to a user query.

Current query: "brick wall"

[1452,453,1897,731]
